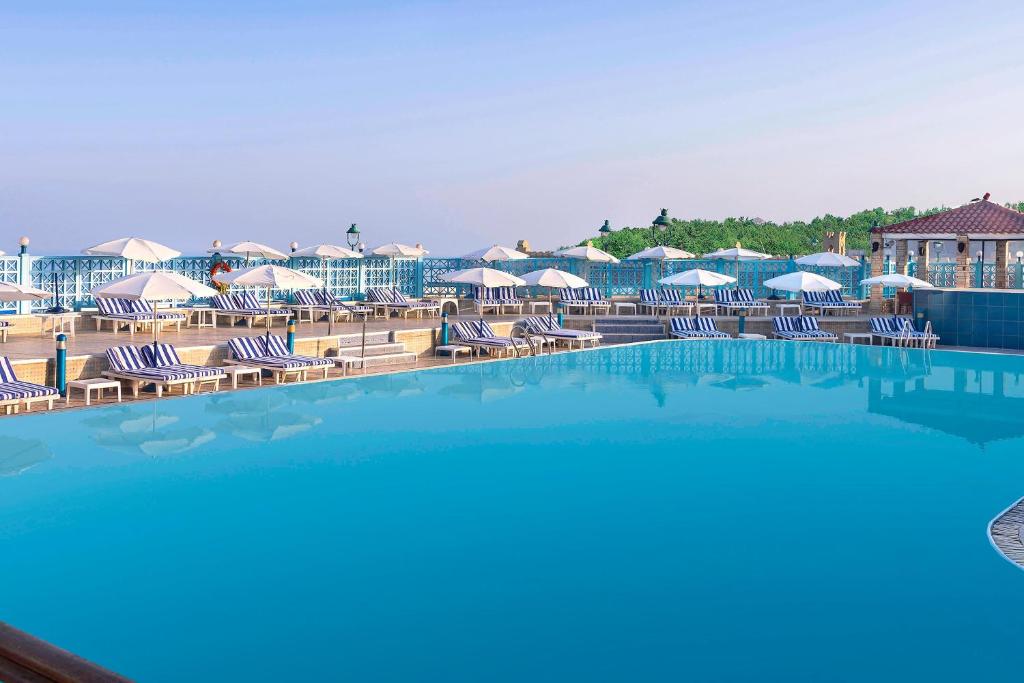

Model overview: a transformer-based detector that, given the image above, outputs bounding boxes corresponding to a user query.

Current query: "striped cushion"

[802,291,825,305]
[870,317,895,334]
[695,317,718,332]
[0,381,58,401]
[660,289,683,303]
[735,289,755,303]
[130,299,152,313]
[265,334,290,357]
[478,319,499,338]
[158,364,223,378]
[798,316,821,332]
[579,287,604,302]
[106,345,147,372]
[521,316,547,334]
[213,294,239,310]
[229,336,269,360]
[639,289,659,304]
[295,290,320,306]
[450,321,476,340]
[670,318,694,333]
[893,316,915,333]
[250,355,332,369]
[141,343,182,367]
[239,292,263,310]
[560,288,583,302]
[95,297,118,315]
[714,289,731,304]
[0,320,9,328]
[366,288,389,303]
[774,316,800,333]
[825,290,845,304]
[0,356,18,383]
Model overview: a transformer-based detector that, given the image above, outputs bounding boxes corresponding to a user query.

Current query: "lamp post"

[651,209,670,245]
[289,241,298,253]
[346,223,361,250]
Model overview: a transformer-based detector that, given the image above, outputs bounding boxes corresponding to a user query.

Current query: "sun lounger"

[577,287,611,315]
[211,294,292,328]
[670,317,730,339]
[658,289,692,315]
[802,290,862,315]
[870,316,939,348]
[715,289,770,316]
[0,319,10,343]
[227,335,333,383]
[0,356,58,414]
[366,287,441,318]
[639,289,667,315]
[772,316,837,342]
[94,297,186,336]
[520,316,602,349]
[471,287,504,316]
[104,344,225,398]
[450,320,532,358]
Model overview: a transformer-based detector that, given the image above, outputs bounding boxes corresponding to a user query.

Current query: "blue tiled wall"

[914,289,1024,350]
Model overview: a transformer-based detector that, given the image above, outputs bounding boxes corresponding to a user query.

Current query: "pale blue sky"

[2,1,1022,255]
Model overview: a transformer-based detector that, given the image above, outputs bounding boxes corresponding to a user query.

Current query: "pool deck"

[989,497,1024,571]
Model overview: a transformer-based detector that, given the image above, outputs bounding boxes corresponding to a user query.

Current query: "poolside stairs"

[331,330,418,370]
[592,317,666,344]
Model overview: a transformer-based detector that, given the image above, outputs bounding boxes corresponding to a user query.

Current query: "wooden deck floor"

[988,497,1024,570]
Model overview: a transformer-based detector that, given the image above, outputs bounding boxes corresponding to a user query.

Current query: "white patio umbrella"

[0,282,52,302]
[859,273,933,289]
[555,245,620,263]
[84,237,182,263]
[443,267,526,288]
[763,271,842,293]
[795,252,861,268]
[289,243,364,334]
[93,271,219,354]
[520,267,589,320]
[290,244,363,259]
[214,264,323,342]
[658,268,736,301]
[372,243,428,257]
[627,246,696,260]
[703,245,772,260]
[210,241,289,262]
[463,245,530,262]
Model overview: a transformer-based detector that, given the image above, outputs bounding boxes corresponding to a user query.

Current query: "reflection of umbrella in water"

[437,365,527,404]
[0,438,53,476]
[225,410,322,443]
[708,374,770,392]
[91,409,217,456]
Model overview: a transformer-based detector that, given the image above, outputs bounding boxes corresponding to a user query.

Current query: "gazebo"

[868,193,1024,310]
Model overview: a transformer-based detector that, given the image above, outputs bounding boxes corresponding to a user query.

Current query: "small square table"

[220,365,263,389]
[66,378,122,405]
[434,344,472,364]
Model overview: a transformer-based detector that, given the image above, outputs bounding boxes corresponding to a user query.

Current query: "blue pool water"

[2,341,1024,682]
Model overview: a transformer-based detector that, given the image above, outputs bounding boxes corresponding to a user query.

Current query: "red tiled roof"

[872,199,1024,236]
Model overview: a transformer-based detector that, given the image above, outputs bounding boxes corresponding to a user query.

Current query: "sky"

[2,0,1023,256]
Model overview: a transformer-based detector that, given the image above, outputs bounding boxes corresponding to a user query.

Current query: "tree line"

[584,203,1024,259]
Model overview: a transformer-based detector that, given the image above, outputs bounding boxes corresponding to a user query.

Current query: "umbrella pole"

[266,288,272,345]
[152,301,159,357]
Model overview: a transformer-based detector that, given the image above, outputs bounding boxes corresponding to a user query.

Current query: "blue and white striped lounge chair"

[802,290,862,315]
[471,287,503,316]
[558,288,590,315]
[450,320,532,358]
[103,344,225,398]
[772,316,835,341]
[669,317,730,339]
[658,289,691,315]
[94,297,186,335]
[0,356,58,414]
[317,291,373,318]
[520,316,602,349]
[211,293,292,328]
[227,335,333,383]
[292,290,371,324]
[869,316,939,347]
[366,287,441,318]
[577,287,611,315]
[715,289,770,316]
[639,289,666,315]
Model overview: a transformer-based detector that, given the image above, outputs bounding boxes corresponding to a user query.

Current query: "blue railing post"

[1016,258,1024,289]
[287,319,296,352]
[415,258,425,298]
[55,333,67,396]
[440,311,449,345]
[975,259,984,288]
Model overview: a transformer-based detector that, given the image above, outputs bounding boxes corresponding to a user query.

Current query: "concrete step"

[335,342,408,357]
[334,352,419,370]
[334,331,391,347]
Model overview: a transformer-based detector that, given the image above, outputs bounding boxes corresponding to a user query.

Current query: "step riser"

[335,332,391,346]
[345,353,418,368]
[336,343,407,357]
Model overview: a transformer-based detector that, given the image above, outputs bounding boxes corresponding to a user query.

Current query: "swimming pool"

[2,341,1023,681]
